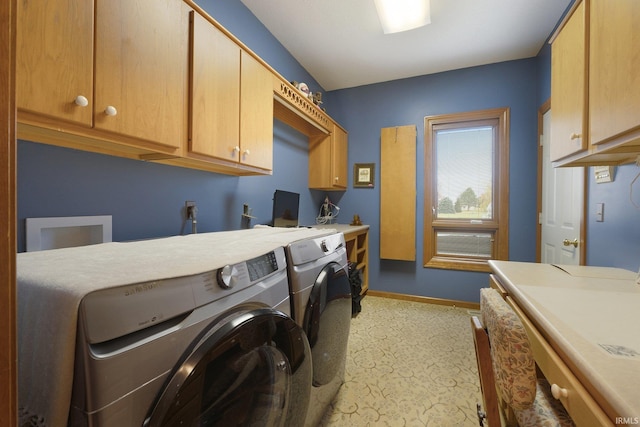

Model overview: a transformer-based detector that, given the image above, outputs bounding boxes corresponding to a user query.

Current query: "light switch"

[595,203,604,222]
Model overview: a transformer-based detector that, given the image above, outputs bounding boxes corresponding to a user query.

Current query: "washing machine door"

[144,306,311,427]
[303,262,352,386]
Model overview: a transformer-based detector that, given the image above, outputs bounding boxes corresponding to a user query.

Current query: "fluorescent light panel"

[374,0,431,34]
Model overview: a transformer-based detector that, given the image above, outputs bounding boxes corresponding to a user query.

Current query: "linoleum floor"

[318,296,482,426]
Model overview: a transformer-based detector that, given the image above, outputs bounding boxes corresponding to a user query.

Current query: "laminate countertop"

[489,260,640,422]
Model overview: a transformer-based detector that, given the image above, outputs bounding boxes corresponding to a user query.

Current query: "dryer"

[68,246,312,427]
[285,232,352,427]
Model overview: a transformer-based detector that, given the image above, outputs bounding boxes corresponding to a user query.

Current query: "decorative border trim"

[277,82,331,129]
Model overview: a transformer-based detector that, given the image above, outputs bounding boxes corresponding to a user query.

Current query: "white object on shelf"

[594,165,614,183]
[26,215,112,252]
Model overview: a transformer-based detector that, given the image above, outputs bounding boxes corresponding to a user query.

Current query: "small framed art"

[354,163,375,188]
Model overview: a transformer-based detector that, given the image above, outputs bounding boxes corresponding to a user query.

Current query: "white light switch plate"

[595,203,604,222]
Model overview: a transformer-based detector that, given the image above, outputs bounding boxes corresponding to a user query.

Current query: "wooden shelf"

[272,76,332,135]
[343,226,369,295]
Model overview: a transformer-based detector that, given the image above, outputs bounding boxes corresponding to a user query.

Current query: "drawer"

[506,296,613,427]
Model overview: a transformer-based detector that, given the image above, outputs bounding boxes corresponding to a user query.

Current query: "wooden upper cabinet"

[190,11,241,161]
[551,0,640,166]
[550,0,588,162]
[240,52,273,170]
[189,11,272,172]
[16,0,94,126]
[589,0,640,146]
[94,0,188,149]
[332,124,348,188]
[309,123,348,190]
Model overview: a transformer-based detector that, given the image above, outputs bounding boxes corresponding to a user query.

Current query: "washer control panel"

[216,250,281,290]
[247,251,279,282]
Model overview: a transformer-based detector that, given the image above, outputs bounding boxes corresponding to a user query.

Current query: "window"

[423,108,509,272]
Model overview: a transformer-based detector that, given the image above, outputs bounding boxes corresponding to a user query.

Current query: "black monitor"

[272,190,300,227]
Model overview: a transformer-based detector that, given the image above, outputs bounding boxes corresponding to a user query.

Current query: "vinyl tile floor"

[318,296,482,427]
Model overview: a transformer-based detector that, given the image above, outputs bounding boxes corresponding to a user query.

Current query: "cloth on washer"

[17,226,336,427]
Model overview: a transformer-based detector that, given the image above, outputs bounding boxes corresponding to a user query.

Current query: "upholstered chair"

[473,288,575,427]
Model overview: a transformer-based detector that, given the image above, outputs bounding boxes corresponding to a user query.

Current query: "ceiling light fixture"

[374,0,431,34]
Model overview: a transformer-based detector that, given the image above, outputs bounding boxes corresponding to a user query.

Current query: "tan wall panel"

[380,125,416,260]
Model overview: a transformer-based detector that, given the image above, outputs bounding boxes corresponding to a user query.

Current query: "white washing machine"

[285,232,352,427]
[67,246,312,427]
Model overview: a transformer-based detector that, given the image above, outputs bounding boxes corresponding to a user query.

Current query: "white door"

[540,109,585,265]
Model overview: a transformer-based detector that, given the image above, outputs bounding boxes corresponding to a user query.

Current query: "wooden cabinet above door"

[550,0,640,167]
[550,0,587,162]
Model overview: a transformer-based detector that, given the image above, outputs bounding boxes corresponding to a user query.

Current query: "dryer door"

[144,306,311,427]
[303,262,352,386]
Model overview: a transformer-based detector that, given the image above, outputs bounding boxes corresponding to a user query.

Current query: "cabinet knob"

[550,383,568,400]
[104,105,118,117]
[74,95,89,107]
[243,149,250,156]
[335,176,339,181]
[233,146,240,153]
[570,133,581,140]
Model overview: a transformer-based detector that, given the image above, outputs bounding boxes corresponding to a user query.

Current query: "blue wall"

[18,122,318,242]
[17,0,329,248]
[325,60,540,302]
[17,0,640,302]
[586,165,640,271]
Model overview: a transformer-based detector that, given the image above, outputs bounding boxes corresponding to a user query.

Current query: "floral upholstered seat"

[478,288,574,427]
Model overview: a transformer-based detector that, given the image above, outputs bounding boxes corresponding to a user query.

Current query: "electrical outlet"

[185,201,196,219]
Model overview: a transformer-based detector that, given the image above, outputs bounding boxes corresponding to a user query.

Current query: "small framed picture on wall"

[354,163,375,188]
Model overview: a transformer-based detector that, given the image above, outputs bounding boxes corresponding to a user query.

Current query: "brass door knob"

[563,238,579,248]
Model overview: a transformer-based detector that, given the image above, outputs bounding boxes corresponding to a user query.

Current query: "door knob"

[563,238,579,248]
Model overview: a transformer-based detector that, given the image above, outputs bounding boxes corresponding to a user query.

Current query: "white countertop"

[489,261,640,421]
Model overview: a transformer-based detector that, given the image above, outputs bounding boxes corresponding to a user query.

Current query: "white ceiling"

[240,0,572,91]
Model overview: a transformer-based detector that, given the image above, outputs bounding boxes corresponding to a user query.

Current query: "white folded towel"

[17,227,336,427]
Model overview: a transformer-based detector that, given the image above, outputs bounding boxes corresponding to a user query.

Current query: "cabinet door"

[550,1,588,161]
[309,125,348,190]
[240,52,273,170]
[94,0,187,149]
[309,133,332,189]
[589,0,640,145]
[190,12,241,161]
[332,125,348,188]
[16,0,93,126]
